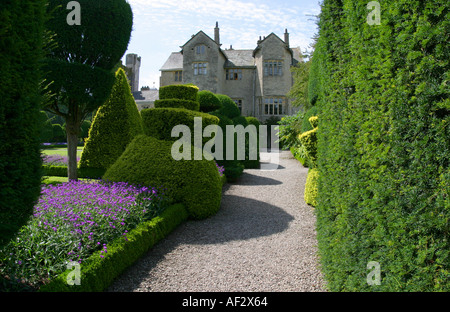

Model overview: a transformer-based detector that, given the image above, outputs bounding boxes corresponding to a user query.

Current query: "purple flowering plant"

[0,180,171,289]
[215,161,225,177]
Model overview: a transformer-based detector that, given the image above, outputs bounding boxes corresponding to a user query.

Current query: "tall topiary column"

[0,0,46,246]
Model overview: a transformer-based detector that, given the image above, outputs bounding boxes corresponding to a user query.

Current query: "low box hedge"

[38,203,188,292]
[42,165,106,179]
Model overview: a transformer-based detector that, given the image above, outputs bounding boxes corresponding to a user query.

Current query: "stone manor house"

[130,23,302,122]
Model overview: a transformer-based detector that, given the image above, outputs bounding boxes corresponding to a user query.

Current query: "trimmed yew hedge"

[0,0,46,247]
[313,0,449,291]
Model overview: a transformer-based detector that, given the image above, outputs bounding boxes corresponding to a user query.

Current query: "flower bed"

[0,180,172,291]
[42,154,80,166]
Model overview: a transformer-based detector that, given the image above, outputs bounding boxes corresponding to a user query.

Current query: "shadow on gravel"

[107,195,294,291]
[231,172,283,186]
[180,194,295,245]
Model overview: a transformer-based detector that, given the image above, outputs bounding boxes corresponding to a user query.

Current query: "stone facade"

[160,23,302,122]
[125,53,141,92]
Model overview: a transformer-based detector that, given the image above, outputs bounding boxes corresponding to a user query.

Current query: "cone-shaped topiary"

[103,135,222,220]
[79,68,144,171]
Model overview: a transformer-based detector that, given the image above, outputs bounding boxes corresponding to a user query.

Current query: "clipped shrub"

[159,84,199,102]
[154,99,200,111]
[309,116,319,128]
[52,124,66,142]
[298,126,318,166]
[141,108,219,146]
[304,168,319,207]
[301,106,320,133]
[197,90,222,113]
[232,115,249,127]
[215,94,241,119]
[246,116,260,128]
[232,115,260,169]
[79,68,144,171]
[103,135,222,220]
[209,111,246,181]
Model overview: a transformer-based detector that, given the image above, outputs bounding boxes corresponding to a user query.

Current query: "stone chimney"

[214,21,220,45]
[284,29,290,47]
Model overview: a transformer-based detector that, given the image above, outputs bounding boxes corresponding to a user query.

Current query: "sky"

[121,0,322,90]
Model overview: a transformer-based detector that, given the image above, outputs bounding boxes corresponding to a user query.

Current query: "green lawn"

[41,147,83,158]
[42,176,92,185]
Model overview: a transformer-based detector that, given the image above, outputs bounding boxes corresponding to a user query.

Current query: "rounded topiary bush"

[197,90,222,113]
[103,135,222,220]
[215,94,241,119]
[299,126,318,166]
[245,117,261,128]
[159,84,199,102]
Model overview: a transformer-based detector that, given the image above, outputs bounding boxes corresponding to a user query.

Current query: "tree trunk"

[66,128,79,181]
[66,100,81,181]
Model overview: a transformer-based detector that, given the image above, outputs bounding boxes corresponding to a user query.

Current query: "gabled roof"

[223,49,255,68]
[252,32,291,57]
[180,30,220,50]
[133,89,159,102]
[160,52,183,71]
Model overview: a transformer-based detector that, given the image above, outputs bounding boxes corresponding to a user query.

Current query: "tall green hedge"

[314,0,449,291]
[0,0,46,247]
[79,68,143,170]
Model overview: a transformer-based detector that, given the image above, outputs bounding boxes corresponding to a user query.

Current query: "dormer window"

[196,45,206,55]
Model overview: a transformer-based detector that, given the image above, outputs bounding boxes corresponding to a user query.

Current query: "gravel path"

[107,150,327,292]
